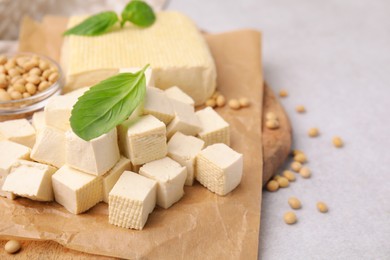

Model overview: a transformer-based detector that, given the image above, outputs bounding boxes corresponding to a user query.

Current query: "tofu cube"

[31,111,46,132]
[164,86,195,106]
[166,99,202,139]
[0,141,31,199]
[118,115,167,165]
[2,160,57,201]
[0,119,36,148]
[109,171,157,230]
[66,128,120,175]
[52,165,103,214]
[44,94,79,131]
[196,143,243,196]
[142,87,174,124]
[139,157,186,209]
[31,126,66,168]
[102,156,131,203]
[119,67,154,87]
[167,132,205,186]
[196,107,230,147]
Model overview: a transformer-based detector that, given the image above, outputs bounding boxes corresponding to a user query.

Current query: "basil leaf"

[64,11,119,36]
[121,0,156,28]
[70,65,149,141]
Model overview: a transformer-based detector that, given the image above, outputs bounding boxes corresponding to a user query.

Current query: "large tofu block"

[196,107,230,147]
[109,171,157,230]
[166,99,202,139]
[165,86,195,106]
[102,156,131,203]
[31,126,66,168]
[3,160,57,201]
[0,141,31,199]
[52,165,103,214]
[0,119,36,148]
[31,111,46,132]
[196,144,243,196]
[119,67,154,87]
[62,12,217,105]
[139,157,186,209]
[66,128,120,175]
[143,87,174,124]
[167,132,205,186]
[118,115,167,165]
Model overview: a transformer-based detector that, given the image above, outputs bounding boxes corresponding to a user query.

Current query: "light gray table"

[169,1,390,259]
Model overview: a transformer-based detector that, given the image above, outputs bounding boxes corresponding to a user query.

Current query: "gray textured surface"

[169,0,390,259]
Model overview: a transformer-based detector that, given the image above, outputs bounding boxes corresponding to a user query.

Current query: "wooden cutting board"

[0,84,291,259]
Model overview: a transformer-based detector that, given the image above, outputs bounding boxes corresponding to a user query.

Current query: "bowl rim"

[0,52,64,105]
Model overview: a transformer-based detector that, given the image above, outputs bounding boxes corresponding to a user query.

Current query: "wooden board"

[0,84,291,259]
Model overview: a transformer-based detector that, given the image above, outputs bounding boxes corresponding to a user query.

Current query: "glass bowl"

[0,52,64,119]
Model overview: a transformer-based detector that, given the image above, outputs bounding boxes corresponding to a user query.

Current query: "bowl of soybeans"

[0,52,63,117]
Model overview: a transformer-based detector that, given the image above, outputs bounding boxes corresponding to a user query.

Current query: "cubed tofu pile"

[0,71,243,230]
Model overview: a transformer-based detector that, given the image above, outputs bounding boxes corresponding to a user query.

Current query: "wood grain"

[0,84,291,259]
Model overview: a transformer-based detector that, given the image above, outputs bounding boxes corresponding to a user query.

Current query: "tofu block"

[2,160,57,201]
[31,126,66,168]
[66,128,120,175]
[119,67,154,87]
[167,132,205,186]
[52,165,103,214]
[0,141,31,199]
[195,143,243,196]
[118,115,167,165]
[0,119,36,148]
[166,99,202,139]
[31,111,46,132]
[44,94,79,131]
[139,157,186,209]
[143,87,174,124]
[102,156,131,203]
[62,12,217,105]
[109,171,157,230]
[196,107,230,146]
[165,86,195,106]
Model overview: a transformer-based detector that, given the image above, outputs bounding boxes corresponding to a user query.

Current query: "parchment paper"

[0,16,263,259]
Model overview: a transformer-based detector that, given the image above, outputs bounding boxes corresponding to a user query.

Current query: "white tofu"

[66,128,120,176]
[139,157,186,209]
[195,143,243,196]
[109,171,157,230]
[102,156,131,203]
[118,115,167,165]
[31,126,66,168]
[196,107,230,147]
[52,165,103,214]
[0,141,31,199]
[44,94,79,131]
[142,87,174,124]
[166,99,202,139]
[119,67,154,87]
[164,86,195,106]
[2,160,57,201]
[63,86,90,98]
[31,111,46,132]
[62,12,217,105]
[0,119,36,148]
[167,132,205,186]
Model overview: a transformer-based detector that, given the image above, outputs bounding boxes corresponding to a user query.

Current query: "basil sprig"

[63,11,119,36]
[64,0,156,37]
[121,0,156,28]
[70,65,149,141]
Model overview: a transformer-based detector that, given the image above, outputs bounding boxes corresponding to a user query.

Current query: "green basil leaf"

[64,11,119,36]
[121,0,156,28]
[70,65,149,141]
